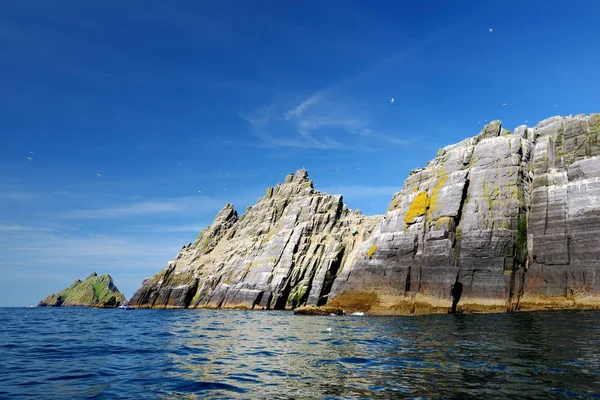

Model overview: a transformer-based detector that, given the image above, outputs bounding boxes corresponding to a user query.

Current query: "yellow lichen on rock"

[388,197,399,211]
[367,245,377,259]
[428,170,448,215]
[405,191,429,224]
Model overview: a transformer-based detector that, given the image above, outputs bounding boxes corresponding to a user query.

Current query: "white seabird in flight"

[27,157,32,161]
[502,103,507,107]
[96,173,102,178]
[489,28,493,33]
[390,96,395,105]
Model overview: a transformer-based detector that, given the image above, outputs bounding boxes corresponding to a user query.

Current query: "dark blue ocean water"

[1,308,600,399]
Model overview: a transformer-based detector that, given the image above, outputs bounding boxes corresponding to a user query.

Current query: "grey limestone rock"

[131,114,600,314]
[130,169,379,309]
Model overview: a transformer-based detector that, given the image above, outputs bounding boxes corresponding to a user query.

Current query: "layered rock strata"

[130,170,380,309]
[131,114,600,315]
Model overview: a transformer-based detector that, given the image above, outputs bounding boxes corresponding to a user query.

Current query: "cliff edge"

[38,272,126,308]
[131,113,600,315]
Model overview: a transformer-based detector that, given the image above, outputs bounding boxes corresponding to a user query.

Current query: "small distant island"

[38,272,126,308]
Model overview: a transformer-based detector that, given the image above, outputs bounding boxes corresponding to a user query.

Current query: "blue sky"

[1,0,599,306]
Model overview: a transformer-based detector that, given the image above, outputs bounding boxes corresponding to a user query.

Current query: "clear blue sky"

[1,0,599,306]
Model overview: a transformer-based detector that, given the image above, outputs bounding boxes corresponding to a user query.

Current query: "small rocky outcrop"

[131,113,600,315]
[38,272,126,308]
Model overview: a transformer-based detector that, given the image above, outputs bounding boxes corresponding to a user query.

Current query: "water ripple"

[1,308,600,398]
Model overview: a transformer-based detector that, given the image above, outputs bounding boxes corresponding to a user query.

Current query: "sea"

[1,308,599,399]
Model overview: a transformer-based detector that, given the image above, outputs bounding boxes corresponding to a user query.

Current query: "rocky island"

[38,272,126,308]
[130,114,600,315]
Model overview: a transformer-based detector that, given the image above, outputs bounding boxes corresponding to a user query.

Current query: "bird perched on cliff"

[390,96,395,105]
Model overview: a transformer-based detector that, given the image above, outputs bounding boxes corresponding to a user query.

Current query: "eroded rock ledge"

[131,114,600,315]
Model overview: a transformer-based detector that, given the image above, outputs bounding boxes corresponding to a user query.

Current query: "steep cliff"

[131,114,600,314]
[130,170,380,309]
[38,272,126,308]
[328,114,600,314]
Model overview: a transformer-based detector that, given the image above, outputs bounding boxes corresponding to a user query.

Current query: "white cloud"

[317,185,398,199]
[284,91,323,120]
[61,197,224,219]
[123,224,207,233]
[0,230,182,267]
[0,224,52,232]
[243,86,419,151]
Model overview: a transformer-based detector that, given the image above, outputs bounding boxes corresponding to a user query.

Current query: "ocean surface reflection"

[1,308,599,399]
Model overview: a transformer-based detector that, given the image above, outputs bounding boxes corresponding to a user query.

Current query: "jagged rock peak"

[478,120,502,139]
[284,168,310,184]
[88,272,98,278]
[215,203,238,221]
[263,169,315,201]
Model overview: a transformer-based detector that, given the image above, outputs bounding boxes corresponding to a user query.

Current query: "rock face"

[131,114,600,315]
[38,272,126,308]
[130,170,380,309]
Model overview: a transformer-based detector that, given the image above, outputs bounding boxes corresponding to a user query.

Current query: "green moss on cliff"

[288,285,309,308]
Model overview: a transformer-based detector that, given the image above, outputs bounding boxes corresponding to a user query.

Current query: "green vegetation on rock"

[38,272,126,308]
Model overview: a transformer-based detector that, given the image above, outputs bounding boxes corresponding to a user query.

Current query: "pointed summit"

[283,169,310,184]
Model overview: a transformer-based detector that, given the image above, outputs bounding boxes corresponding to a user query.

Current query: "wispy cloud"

[61,197,225,219]
[317,185,398,199]
[0,230,184,286]
[242,82,419,151]
[0,191,38,200]
[238,11,473,152]
[284,91,324,120]
[0,224,52,232]
[123,224,207,233]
